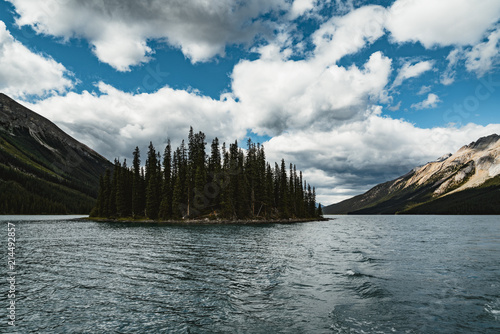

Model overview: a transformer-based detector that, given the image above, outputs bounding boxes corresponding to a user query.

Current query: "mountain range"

[0,93,112,214]
[324,134,500,214]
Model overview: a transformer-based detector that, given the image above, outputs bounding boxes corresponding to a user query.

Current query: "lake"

[1,215,499,333]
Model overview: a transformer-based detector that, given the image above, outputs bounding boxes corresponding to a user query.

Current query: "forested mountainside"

[0,93,112,214]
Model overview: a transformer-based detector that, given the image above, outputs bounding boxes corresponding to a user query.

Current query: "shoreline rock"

[83,217,332,225]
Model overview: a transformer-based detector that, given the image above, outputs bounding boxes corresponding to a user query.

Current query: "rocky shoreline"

[83,217,332,225]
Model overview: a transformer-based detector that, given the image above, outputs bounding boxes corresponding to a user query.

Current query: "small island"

[90,127,324,223]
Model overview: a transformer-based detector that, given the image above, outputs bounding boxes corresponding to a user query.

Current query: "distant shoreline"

[84,217,331,225]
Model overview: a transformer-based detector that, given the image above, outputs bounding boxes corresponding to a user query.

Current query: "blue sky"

[1,0,500,204]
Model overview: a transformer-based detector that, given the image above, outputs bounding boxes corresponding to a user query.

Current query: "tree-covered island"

[90,127,324,222]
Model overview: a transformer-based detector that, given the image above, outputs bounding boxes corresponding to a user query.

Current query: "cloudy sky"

[1,0,500,205]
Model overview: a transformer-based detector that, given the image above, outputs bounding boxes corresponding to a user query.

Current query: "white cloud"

[312,5,387,64]
[289,0,316,19]
[441,48,462,85]
[264,115,500,204]
[231,5,392,135]
[8,0,289,71]
[386,0,500,48]
[7,0,500,208]
[388,101,401,111]
[411,93,441,110]
[417,85,431,95]
[26,82,500,206]
[0,21,73,98]
[392,60,434,87]
[465,26,500,77]
[231,51,392,134]
[25,82,243,160]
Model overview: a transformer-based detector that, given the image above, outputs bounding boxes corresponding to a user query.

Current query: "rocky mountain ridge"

[0,93,112,214]
[324,134,500,214]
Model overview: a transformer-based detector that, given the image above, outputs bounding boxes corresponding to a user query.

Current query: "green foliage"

[0,164,95,214]
[1,94,112,214]
[91,127,321,220]
[400,184,500,214]
[1,127,110,198]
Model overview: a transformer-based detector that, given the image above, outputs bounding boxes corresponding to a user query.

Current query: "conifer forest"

[91,127,323,220]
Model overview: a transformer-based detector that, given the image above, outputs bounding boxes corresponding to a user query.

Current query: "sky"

[1,0,500,205]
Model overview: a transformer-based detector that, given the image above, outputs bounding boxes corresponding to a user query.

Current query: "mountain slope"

[324,134,500,215]
[0,93,112,214]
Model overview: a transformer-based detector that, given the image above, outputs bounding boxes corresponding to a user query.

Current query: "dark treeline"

[0,164,96,214]
[91,127,323,220]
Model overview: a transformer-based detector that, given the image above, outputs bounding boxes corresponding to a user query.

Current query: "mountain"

[324,134,500,215]
[0,93,112,214]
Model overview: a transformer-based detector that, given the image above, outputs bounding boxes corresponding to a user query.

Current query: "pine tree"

[279,159,289,217]
[172,173,183,219]
[255,144,266,216]
[265,162,274,217]
[159,140,172,219]
[145,142,160,219]
[311,186,317,217]
[108,160,118,216]
[317,203,323,217]
[208,137,222,212]
[236,147,249,218]
[102,168,111,217]
[92,126,321,220]
[132,147,144,217]
[115,160,127,217]
[91,174,105,217]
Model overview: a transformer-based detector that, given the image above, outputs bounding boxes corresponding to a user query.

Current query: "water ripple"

[0,215,499,333]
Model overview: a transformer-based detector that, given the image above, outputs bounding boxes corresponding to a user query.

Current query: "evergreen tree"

[172,172,183,219]
[265,163,274,216]
[236,147,249,218]
[279,159,289,217]
[255,144,267,216]
[145,142,160,219]
[317,203,323,217]
[172,141,188,218]
[92,174,105,217]
[115,160,127,217]
[102,168,111,217]
[92,127,321,221]
[132,147,145,217]
[159,140,172,219]
[208,137,222,211]
[123,160,133,217]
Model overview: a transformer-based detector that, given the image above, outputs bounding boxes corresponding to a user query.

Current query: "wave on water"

[485,300,500,320]
[345,269,375,279]
[344,269,390,299]
[329,305,398,333]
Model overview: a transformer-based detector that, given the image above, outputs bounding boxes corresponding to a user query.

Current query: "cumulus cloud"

[392,60,434,87]
[312,5,387,64]
[289,0,317,19]
[8,0,288,71]
[386,0,500,48]
[8,0,500,207]
[231,5,392,135]
[0,21,73,98]
[26,79,500,206]
[232,51,391,134]
[264,115,500,204]
[25,82,243,160]
[411,93,441,110]
[465,26,500,77]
